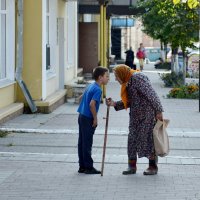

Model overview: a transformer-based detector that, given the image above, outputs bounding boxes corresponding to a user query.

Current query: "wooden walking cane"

[101,105,110,176]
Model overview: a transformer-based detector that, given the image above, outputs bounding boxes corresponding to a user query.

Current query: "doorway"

[111,28,121,60]
[79,22,98,73]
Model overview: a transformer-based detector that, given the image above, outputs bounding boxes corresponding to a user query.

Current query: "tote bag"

[153,119,170,157]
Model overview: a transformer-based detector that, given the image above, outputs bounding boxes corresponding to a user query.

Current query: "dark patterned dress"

[115,73,164,160]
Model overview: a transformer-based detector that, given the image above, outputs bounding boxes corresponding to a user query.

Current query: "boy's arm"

[89,100,97,127]
[78,94,83,104]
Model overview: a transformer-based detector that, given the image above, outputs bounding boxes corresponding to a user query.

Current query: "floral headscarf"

[113,64,139,109]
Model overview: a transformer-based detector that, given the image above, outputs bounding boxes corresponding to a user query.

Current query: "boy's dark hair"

[92,67,108,80]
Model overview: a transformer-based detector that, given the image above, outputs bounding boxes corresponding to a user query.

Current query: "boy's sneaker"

[84,167,101,174]
[78,167,85,173]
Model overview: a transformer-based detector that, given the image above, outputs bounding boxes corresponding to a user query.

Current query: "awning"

[78,0,144,16]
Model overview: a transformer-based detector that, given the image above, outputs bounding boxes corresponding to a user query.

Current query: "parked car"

[146,47,170,62]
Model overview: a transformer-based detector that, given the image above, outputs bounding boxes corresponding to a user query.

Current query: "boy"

[77,67,109,174]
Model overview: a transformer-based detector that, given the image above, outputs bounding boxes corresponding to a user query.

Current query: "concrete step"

[34,89,67,113]
[0,103,24,124]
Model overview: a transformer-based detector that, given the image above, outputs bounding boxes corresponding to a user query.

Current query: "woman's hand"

[106,98,116,107]
[156,112,163,121]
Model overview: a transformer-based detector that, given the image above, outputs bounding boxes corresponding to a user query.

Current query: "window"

[44,0,57,75]
[0,0,15,83]
[0,0,6,79]
[46,0,49,44]
[46,0,50,70]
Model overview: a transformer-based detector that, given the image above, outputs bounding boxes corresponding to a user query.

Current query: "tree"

[171,0,199,83]
[136,0,199,82]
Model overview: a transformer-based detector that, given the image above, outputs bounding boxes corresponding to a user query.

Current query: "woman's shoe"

[122,168,137,175]
[143,166,158,175]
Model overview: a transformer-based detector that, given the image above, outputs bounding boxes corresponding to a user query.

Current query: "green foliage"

[167,84,199,99]
[0,131,8,138]
[173,0,181,4]
[187,0,199,9]
[160,72,184,87]
[136,0,199,50]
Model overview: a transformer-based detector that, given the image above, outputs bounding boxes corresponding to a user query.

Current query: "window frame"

[0,0,15,85]
[0,0,7,80]
[44,0,57,77]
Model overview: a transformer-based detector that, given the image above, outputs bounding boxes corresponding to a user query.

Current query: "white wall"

[43,0,78,97]
[42,0,59,98]
[65,1,78,83]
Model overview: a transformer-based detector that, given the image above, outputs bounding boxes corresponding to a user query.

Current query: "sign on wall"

[112,18,135,28]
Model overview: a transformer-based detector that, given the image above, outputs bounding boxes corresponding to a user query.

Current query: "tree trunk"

[171,48,178,73]
[164,43,168,61]
[182,51,187,85]
[160,41,165,61]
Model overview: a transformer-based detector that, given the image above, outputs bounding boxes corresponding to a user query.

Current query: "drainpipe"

[15,0,37,113]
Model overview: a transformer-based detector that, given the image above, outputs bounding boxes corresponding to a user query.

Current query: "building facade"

[0,0,78,123]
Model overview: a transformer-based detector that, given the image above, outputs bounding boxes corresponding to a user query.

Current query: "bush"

[160,72,184,87]
[155,62,171,70]
[167,84,199,99]
[0,131,8,138]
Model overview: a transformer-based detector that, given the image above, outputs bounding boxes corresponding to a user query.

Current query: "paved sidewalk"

[0,160,200,200]
[0,63,200,200]
[0,63,199,133]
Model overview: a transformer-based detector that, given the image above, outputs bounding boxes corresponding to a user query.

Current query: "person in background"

[154,57,163,69]
[136,47,145,71]
[140,43,149,63]
[77,67,109,174]
[125,47,136,70]
[140,43,147,59]
[106,64,164,176]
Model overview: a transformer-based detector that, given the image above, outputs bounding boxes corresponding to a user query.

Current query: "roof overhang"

[78,0,144,16]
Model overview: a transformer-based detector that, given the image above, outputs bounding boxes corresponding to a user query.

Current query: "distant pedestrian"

[154,57,163,69]
[125,47,136,70]
[140,43,147,60]
[77,67,109,174]
[136,47,145,71]
[106,64,163,176]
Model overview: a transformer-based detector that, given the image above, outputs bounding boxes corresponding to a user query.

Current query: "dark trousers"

[78,114,95,169]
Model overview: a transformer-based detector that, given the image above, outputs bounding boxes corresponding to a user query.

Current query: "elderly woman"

[106,65,163,175]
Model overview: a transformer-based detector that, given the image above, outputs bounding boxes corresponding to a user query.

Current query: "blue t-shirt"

[77,82,102,118]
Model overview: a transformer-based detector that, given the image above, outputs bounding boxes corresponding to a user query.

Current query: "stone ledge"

[65,78,87,99]
[34,89,67,114]
[77,68,83,77]
[0,103,24,124]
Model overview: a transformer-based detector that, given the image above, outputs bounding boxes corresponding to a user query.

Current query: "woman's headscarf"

[113,64,139,109]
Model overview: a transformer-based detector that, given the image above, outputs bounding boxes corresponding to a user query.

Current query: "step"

[34,89,67,113]
[0,103,24,124]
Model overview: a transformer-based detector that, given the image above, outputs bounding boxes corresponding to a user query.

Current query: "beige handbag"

[153,119,170,157]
